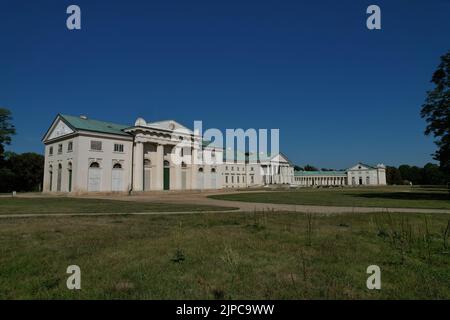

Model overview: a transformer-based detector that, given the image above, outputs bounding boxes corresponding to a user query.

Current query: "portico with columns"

[293,171,348,186]
[125,118,217,192]
[259,153,294,185]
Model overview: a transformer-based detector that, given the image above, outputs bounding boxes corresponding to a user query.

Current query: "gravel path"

[2,190,449,218]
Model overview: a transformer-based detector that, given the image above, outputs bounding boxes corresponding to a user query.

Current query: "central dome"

[135,117,146,127]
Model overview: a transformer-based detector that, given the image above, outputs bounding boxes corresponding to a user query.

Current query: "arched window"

[113,163,122,169]
[144,159,151,167]
[211,168,216,173]
[198,167,204,173]
[90,162,100,168]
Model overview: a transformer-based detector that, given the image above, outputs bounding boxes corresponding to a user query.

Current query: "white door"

[144,168,151,191]
[197,172,204,189]
[88,168,101,191]
[112,169,122,191]
[181,170,187,190]
[211,172,217,189]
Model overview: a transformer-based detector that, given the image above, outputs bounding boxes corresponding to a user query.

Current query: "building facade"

[42,114,386,193]
[292,163,386,187]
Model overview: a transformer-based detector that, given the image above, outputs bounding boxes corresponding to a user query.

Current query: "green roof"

[294,170,346,177]
[60,114,131,137]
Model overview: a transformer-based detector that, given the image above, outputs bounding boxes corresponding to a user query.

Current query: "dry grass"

[0,210,449,299]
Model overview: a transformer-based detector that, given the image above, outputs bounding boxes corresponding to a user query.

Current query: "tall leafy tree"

[0,108,16,159]
[386,166,403,185]
[421,51,450,173]
[0,152,44,192]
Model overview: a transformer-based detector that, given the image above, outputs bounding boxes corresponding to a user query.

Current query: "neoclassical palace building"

[42,114,386,193]
[292,163,387,187]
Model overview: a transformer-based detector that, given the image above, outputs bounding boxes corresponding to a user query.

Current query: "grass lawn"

[0,197,234,215]
[209,186,450,209]
[0,211,449,299]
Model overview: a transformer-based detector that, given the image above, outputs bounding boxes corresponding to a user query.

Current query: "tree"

[399,164,423,184]
[0,108,16,159]
[423,162,448,185]
[386,166,403,185]
[303,164,318,171]
[0,152,44,192]
[421,51,450,174]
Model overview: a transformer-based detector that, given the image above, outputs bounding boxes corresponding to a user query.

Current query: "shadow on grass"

[352,192,450,201]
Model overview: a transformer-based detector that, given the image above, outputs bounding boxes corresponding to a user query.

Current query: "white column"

[133,141,144,191]
[191,147,198,189]
[174,147,182,190]
[155,143,164,190]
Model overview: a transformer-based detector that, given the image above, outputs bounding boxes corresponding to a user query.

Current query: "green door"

[164,167,170,190]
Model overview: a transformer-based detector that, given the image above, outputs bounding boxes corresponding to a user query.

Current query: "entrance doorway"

[68,162,72,192]
[181,162,187,190]
[88,162,101,192]
[112,163,123,191]
[144,159,151,191]
[57,164,62,192]
[163,160,170,190]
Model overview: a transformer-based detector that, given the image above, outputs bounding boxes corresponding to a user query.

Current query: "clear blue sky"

[1,0,449,169]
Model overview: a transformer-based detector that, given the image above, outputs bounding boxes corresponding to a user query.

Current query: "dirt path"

[2,190,449,218]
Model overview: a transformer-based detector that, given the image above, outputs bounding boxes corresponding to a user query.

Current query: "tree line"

[0,109,44,193]
[386,163,448,186]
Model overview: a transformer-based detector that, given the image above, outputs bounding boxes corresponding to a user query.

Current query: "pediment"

[269,153,291,164]
[348,163,373,171]
[45,118,75,141]
[146,120,193,134]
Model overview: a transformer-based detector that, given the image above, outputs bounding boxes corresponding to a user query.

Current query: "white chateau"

[42,114,386,193]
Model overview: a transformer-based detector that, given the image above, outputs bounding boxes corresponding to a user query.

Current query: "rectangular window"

[237,176,240,183]
[251,175,254,183]
[231,176,234,183]
[90,140,102,151]
[114,143,124,153]
[67,141,73,152]
[57,144,63,154]
[49,146,53,155]
[225,176,228,183]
